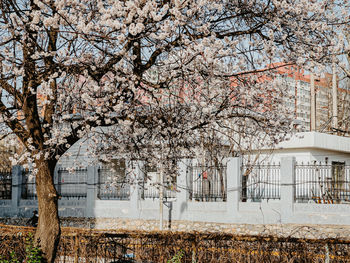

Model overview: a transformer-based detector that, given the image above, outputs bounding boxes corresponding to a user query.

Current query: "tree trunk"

[35,159,60,263]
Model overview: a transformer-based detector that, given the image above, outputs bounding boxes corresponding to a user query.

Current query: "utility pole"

[159,161,164,230]
[310,73,316,131]
[332,61,338,130]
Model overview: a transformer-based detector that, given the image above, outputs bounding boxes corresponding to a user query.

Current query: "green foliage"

[0,251,19,263]
[167,250,184,263]
[24,234,44,263]
[0,233,44,263]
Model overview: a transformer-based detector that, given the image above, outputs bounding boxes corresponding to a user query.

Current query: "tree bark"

[34,159,60,263]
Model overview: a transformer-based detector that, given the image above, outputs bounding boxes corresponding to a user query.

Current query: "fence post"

[226,157,241,218]
[280,157,296,223]
[176,159,191,220]
[130,161,143,219]
[11,165,22,217]
[86,166,98,218]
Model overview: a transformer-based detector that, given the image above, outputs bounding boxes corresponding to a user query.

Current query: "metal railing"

[241,163,281,201]
[141,181,177,200]
[21,168,89,200]
[0,170,11,199]
[98,167,130,200]
[188,165,227,202]
[140,166,177,200]
[56,168,87,199]
[21,169,36,200]
[295,163,350,203]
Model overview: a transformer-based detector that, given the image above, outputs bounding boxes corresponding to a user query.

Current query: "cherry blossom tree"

[0,0,345,261]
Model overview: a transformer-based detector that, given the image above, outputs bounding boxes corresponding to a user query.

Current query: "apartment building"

[275,64,348,132]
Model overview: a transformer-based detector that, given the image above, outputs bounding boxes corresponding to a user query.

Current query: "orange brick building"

[272,63,347,132]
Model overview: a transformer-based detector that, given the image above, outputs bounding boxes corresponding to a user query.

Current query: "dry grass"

[1,224,350,262]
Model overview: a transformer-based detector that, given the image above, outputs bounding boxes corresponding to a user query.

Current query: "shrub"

[0,233,44,263]
[167,250,184,263]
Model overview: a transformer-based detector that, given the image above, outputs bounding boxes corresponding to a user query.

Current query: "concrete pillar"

[280,157,296,223]
[225,157,241,218]
[176,159,191,220]
[130,161,143,219]
[11,165,22,217]
[86,166,98,218]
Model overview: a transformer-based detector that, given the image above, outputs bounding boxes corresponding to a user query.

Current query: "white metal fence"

[15,161,350,205]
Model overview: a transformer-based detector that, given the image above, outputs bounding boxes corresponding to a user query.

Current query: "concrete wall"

[2,157,350,227]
